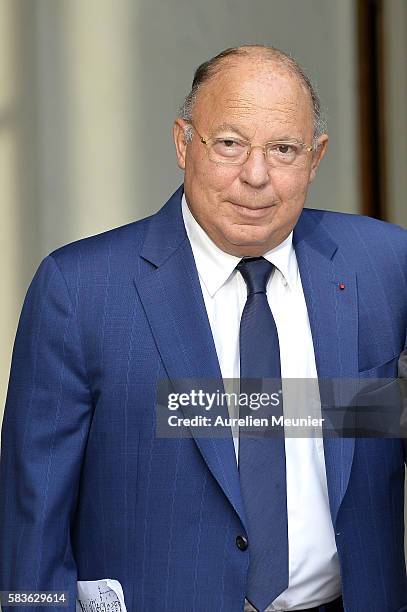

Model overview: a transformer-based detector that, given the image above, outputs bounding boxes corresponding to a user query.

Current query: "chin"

[224,227,273,248]
[221,237,273,257]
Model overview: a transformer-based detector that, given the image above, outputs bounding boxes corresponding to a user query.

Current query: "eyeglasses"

[187,122,314,167]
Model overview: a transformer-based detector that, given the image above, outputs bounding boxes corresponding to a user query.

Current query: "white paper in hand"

[76,579,127,612]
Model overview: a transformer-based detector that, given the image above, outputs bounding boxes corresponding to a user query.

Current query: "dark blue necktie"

[237,256,289,612]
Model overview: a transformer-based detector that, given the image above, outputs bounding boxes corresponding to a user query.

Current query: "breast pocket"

[359,353,400,378]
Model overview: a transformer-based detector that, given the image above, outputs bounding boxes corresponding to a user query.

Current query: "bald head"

[179,44,326,142]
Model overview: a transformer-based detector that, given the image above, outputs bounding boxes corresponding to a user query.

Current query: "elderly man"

[0,45,406,612]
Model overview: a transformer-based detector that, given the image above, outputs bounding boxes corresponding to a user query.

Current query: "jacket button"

[236,535,248,551]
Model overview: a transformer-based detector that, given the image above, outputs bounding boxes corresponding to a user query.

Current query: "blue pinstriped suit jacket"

[1,184,407,612]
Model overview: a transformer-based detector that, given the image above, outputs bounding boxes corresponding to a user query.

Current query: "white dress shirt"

[181,194,341,611]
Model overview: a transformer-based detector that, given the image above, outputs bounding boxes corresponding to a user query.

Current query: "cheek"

[187,155,234,194]
[272,170,310,204]
[184,160,239,226]
[204,165,239,193]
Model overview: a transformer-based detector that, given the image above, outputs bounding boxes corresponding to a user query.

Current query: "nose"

[238,146,270,188]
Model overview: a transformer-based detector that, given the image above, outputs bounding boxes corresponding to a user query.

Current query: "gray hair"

[178,44,327,146]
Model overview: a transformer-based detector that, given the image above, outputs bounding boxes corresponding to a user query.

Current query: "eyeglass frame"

[185,121,316,166]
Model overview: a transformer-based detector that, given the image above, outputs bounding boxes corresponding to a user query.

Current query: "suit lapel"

[134,186,247,529]
[294,211,357,525]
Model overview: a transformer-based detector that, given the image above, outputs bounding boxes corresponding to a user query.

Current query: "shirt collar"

[181,193,297,296]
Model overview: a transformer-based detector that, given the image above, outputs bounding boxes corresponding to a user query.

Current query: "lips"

[229,201,273,218]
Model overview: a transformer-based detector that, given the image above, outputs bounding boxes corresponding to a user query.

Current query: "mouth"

[229,201,275,219]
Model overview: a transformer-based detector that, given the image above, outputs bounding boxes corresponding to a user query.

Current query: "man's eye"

[212,138,246,157]
[276,144,293,154]
[268,143,299,160]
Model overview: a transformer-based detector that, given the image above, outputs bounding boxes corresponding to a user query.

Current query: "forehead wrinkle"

[203,85,312,138]
[225,104,260,115]
[220,105,302,132]
[218,110,301,138]
[225,96,279,114]
[265,108,299,122]
[222,93,302,117]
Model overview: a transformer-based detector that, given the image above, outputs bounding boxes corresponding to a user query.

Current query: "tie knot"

[237,257,274,295]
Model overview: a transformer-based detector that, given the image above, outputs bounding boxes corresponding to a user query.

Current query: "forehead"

[193,60,313,138]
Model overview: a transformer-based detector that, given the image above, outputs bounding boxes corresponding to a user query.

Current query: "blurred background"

[0,0,406,409]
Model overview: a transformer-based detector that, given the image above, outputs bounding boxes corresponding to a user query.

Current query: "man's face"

[173,59,328,256]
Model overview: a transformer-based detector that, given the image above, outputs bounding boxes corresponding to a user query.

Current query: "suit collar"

[293,206,338,261]
[139,184,187,267]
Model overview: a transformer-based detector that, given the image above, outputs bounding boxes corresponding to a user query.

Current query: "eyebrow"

[210,123,302,142]
[211,123,249,139]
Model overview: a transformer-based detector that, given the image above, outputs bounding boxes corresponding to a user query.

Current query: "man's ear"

[309,134,328,184]
[173,119,189,170]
